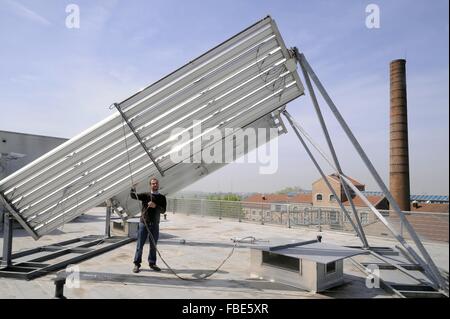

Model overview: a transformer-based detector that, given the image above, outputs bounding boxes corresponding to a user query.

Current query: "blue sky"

[0,0,448,195]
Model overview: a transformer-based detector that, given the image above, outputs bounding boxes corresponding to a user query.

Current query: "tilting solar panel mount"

[0,15,447,295]
[283,47,448,293]
[0,16,304,277]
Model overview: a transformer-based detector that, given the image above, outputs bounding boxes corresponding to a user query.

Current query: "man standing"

[131,177,167,273]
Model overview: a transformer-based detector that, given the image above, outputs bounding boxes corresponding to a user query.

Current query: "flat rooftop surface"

[0,208,448,299]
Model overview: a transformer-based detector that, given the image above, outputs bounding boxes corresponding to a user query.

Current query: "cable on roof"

[119,114,247,281]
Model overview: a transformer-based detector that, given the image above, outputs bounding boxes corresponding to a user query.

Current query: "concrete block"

[110,218,140,239]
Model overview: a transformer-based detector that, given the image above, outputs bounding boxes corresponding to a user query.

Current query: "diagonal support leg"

[282,110,366,246]
[340,174,440,290]
[296,51,446,291]
[294,48,369,249]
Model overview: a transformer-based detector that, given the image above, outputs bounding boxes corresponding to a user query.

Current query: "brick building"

[242,175,448,242]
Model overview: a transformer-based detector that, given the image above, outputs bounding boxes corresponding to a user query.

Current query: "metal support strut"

[1,212,13,267]
[105,203,112,238]
[289,48,447,292]
[113,103,165,177]
[293,47,369,249]
[282,110,366,246]
[0,191,39,240]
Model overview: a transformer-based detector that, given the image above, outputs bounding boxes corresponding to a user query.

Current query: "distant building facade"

[0,130,68,227]
[241,174,448,242]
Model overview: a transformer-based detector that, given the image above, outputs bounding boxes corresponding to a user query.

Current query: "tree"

[276,186,304,195]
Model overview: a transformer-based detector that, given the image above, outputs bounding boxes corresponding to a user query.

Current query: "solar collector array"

[17,53,287,219]
[35,111,288,234]
[22,57,297,222]
[0,16,304,239]
[112,113,286,218]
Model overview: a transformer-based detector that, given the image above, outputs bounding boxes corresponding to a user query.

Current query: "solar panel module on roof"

[0,16,305,239]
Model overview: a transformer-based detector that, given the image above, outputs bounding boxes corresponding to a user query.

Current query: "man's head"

[149,178,159,192]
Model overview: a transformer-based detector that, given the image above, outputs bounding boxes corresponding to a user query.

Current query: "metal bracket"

[272,107,288,134]
[0,191,39,240]
[113,103,165,177]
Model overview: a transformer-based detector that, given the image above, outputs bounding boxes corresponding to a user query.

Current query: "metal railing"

[167,198,449,243]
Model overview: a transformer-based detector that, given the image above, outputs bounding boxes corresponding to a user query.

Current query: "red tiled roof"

[289,193,312,204]
[342,195,384,207]
[243,193,289,203]
[329,173,365,187]
[243,193,313,204]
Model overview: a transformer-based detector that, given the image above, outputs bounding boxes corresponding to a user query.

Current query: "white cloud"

[5,0,51,26]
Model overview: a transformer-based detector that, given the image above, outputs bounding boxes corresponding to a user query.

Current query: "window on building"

[329,194,336,202]
[316,194,323,201]
[326,261,336,274]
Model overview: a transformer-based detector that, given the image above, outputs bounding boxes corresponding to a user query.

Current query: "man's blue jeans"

[133,222,159,266]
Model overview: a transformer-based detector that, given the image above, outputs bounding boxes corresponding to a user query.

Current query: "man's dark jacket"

[130,188,167,224]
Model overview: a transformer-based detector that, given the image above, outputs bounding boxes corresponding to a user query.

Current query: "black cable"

[131,188,244,281]
[121,116,135,186]
[255,45,289,96]
[119,112,240,281]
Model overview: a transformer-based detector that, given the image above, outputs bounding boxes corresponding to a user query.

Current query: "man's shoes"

[132,264,140,273]
[149,263,161,272]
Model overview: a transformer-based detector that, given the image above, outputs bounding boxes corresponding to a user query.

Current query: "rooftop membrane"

[0,208,448,298]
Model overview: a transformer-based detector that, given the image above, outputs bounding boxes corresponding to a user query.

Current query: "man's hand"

[148,202,156,209]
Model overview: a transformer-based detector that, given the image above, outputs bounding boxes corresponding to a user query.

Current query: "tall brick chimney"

[389,59,410,211]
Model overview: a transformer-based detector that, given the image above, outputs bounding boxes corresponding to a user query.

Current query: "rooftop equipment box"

[250,241,365,292]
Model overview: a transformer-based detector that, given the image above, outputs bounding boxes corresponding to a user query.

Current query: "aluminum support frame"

[294,50,447,292]
[0,191,39,240]
[282,110,366,245]
[113,102,165,176]
[1,212,13,267]
[293,47,369,249]
[284,108,442,290]
[339,174,442,290]
[105,205,112,238]
[0,235,134,280]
